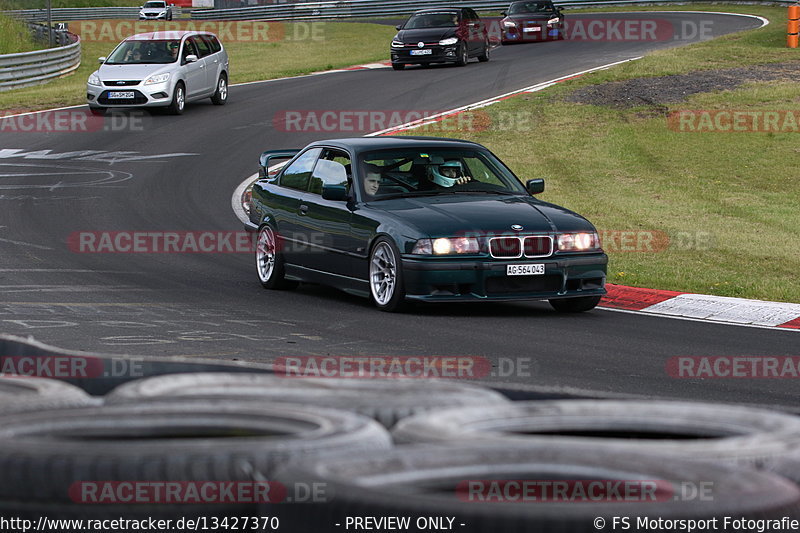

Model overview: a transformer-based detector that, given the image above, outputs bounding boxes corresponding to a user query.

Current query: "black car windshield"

[143,1,166,7]
[105,39,180,64]
[359,148,527,199]
[404,12,459,29]
[509,1,555,14]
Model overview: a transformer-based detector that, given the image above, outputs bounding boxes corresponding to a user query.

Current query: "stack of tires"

[1,372,799,531]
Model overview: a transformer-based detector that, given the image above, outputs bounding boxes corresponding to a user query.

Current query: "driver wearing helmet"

[428,160,472,187]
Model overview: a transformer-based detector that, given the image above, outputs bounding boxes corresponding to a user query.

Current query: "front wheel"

[210,74,227,105]
[549,295,602,313]
[369,238,406,312]
[256,225,297,290]
[167,82,185,115]
[454,43,468,67]
[477,38,490,62]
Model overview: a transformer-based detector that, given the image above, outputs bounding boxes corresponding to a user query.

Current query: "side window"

[182,39,197,61]
[309,149,351,196]
[191,36,211,58]
[201,34,221,54]
[280,148,322,191]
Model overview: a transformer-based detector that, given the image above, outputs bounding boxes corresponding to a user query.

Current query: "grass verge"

[0,12,39,54]
[0,20,394,113]
[402,5,800,303]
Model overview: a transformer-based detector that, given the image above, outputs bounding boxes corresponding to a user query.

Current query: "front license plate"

[108,91,134,99]
[523,26,542,32]
[507,263,545,276]
[410,49,432,55]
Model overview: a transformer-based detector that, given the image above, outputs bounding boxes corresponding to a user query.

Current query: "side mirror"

[185,54,198,63]
[322,184,348,201]
[526,178,545,195]
[98,56,106,63]
[395,24,402,30]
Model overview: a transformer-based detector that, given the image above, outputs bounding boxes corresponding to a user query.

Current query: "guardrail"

[2,6,183,22]
[0,31,81,92]
[191,0,797,20]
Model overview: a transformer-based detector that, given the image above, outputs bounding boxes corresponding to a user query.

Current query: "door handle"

[299,205,309,215]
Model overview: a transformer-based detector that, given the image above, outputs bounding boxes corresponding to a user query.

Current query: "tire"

[0,400,391,508]
[549,295,601,312]
[275,444,800,532]
[256,225,297,290]
[0,376,95,413]
[105,372,511,428]
[369,238,406,312]
[210,73,227,105]
[88,106,105,116]
[393,400,800,471]
[167,81,185,115]
[454,43,468,66]
[391,63,405,70]
[477,38,490,62]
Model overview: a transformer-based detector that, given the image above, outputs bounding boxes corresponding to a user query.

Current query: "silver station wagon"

[86,30,229,115]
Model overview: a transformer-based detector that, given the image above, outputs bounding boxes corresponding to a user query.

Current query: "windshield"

[509,1,555,14]
[358,148,527,200]
[105,39,180,65]
[142,1,166,7]
[404,12,459,29]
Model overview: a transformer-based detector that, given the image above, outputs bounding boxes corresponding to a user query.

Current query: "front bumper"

[86,80,173,108]
[140,12,168,19]
[391,45,460,65]
[401,253,607,302]
[503,24,563,42]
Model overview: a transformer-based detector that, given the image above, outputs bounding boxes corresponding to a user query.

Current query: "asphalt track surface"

[0,12,796,406]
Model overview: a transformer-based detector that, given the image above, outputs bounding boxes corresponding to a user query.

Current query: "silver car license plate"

[108,91,135,99]
[507,263,545,276]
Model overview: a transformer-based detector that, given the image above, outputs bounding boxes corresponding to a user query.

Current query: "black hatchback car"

[391,8,490,70]
[500,0,565,43]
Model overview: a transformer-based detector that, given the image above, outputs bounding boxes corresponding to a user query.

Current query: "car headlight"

[503,21,517,27]
[547,17,561,25]
[412,237,480,255]
[144,73,170,85]
[557,232,600,252]
[87,72,101,86]
[159,10,166,15]
[139,10,145,15]
[438,37,459,46]
[391,39,403,48]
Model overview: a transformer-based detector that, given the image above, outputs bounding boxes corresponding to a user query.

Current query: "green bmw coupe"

[246,137,607,312]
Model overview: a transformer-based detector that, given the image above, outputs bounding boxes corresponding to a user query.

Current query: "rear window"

[202,34,222,53]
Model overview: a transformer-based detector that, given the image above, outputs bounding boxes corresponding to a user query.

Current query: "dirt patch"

[565,62,800,108]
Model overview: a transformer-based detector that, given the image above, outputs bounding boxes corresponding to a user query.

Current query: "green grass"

[0,20,394,112]
[0,12,39,54]
[402,5,800,303]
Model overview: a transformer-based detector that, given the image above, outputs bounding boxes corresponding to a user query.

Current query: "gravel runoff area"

[565,62,800,108]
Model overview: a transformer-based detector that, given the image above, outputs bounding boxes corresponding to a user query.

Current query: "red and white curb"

[602,285,800,331]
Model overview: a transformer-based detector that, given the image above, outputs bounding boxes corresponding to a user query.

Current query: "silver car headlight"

[412,237,480,255]
[557,232,600,252]
[439,37,459,46]
[87,72,101,86]
[144,73,170,85]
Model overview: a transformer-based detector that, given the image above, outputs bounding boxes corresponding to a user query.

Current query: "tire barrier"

[0,400,391,519]
[274,444,800,533]
[104,372,511,428]
[392,400,800,479]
